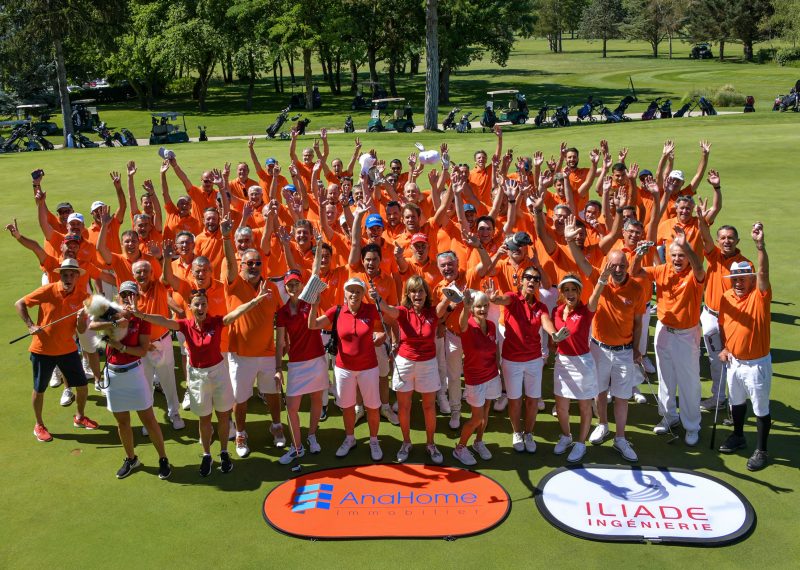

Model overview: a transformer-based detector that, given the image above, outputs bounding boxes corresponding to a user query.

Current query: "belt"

[664,325,695,334]
[590,337,633,351]
[107,360,141,373]
[703,306,719,317]
[154,331,171,342]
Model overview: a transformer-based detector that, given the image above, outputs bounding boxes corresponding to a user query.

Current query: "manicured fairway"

[1,109,798,566]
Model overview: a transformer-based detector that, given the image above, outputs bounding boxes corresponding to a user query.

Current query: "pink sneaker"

[73,415,98,430]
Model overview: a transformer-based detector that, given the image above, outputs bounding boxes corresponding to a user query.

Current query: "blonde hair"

[402,275,431,309]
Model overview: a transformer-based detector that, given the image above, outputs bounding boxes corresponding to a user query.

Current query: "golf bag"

[455,111,473,133]
[773,92,798,112]
[576,98,599,123]
[599,103,622,123]
[641,98,661,120]
[613,95,636,121]
[551,104,571,127]
[114,128,138,146]
[673,99,695,118]
[295,117,311,136]
[343,115,355,133]
[266,107,290,139]
[660,99,672,118]
[442,108,459,130]
[743,96,755,113]
[198,125,208,141]
[699,97,717,116]
[480,104,498,128]
[534,104,551,127]
[94,122,116,147]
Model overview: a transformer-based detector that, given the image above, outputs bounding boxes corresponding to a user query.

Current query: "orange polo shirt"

[704,247,751,313]
[108,253,162,286]
[186,185,218,221]
[657,216,703,259]
[719,287,771,360]
[136,280,171,340]
[433,268,481,335]
[468,166,493,208]
[23,282,88,355]
[164,203,202,241]
[87,219,121,254]
[194,229,224,278]
[592,276,648,345]
[224,275,280,356]
[644,265,704,329]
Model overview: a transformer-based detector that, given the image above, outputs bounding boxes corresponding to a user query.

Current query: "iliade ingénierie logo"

[535,465,756,546]
[263,464,511,539]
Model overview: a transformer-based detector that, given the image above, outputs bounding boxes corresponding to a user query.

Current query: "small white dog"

[84,295,128,349]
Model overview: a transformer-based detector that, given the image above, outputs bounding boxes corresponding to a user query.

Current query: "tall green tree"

[578,0,625,57]
[684,0,731,60]
[728,0,774,60]
[620,0,678,57]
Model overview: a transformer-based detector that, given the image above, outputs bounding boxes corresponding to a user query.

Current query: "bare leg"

[308,391,322,436]
[234,401,248,432]
[613,398,629,438]
[342,406,356,436]
[198,414,214,454]
[75,386,88,418]
[476,400,492,440]
[508,398,522,433]
[286,395,302,447]
[113,411,135,458]
[137,408,167,457]
[32,391,45,425]
[264,393,282,424]
[596,390,609,424]
[555,395,571,436]
[216,410,231,451]
[458,403,485,446]
[421,392,437,445]
[524,397,539,433]
[366,407,380,438]
[397,391,413,442]
[577,399,593,442]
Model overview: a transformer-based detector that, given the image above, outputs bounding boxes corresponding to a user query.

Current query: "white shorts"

[334,366,381,409]
[392,355,441,393]
[464,376,502,407]
[727,354,772,416]
[104,360,153,413]
[590,341,636,399]
[501,358,544,399]
[374,337,391,377]
[554,353,598,400]
[227,353,279,404]
[287,356,329,397]
[77,328,98,355]
[187,360,235,417]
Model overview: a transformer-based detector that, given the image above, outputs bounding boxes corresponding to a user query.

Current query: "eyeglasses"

[242,260,262,267]
[522,274,541,282]
[202,178,212,183]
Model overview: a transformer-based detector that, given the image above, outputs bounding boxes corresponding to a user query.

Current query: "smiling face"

[675,199,693,223]
[406,284,427,309]
[201,171,215,192]
[203,210,220,233]
[411,240,428,261]
[191,260,211,288]
[134,216,152,238]
[302,148,314,164]
[240,251,262,282]
[363,251,381,276]
[477,220,494,245]
[57,207,73,224]
[119,290,138,310]
[294,224,311,249]
[623,223,644,248]
[402,209,420,233]
[122,232,139,255]
[403,183,420,203]
[175,234,194,258]
[367,224,383,242]
[669,243,687,272]
[344,285,365,309]
[607,251,628,283]
[285,278,302,298]
[730,274,756,298]
[717,228,740,256]
[237,162,249,182]
[565,150,579,169]
[176,197,192,217]
[560,283,581,307]
[474,151,487,169]
[472,298,489,319]
[332,159,344,174]
[437,254,458,282]
[553,207,570,234]
[247,187,263,206]
[132,261,152,286]
[190,294,208,321]
[585,203,600,224]
[386,204,401,226]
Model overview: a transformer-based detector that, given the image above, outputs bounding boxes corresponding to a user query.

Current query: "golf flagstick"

[638,362,678,444]
[709,361,728,450]
[9,308,84,344]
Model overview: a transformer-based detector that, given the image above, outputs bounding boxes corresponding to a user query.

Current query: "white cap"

[67,213,85,224]
[725,261,756,277]
[90,200,106,212]
[359,153,376,175]
[558,275,583,290]
[344,277,366,292]
[668,169,684,181]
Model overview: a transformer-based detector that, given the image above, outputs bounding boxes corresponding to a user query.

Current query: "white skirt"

[287,356,329,397]
[104,361,153,413]
[554,353,598,400]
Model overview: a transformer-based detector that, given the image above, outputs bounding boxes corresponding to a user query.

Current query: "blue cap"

[365,214,384,228]
[284,184,296,193]
[463,203,477,213]
[265,157,277,166]
[639,169,653,180]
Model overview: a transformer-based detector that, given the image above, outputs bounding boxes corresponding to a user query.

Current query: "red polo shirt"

[325,303,379,371]
[177,316,224,368]
[501,293,547,362]
[275,300,324,363]
[460,316,498,385]
[553,302,594,356]
[396,306,438,361]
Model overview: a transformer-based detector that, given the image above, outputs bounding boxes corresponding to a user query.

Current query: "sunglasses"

[242,260,262,267]
[202,178,212,183]
[522,274,541,282]
[120,291,137,298]
[190,288,207,296]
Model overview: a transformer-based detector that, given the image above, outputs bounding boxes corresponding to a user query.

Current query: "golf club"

[282,380,303,474]
[638,362,679,444]
[368,278,403,384]
[9,307,84,344]
[709,361,728,450]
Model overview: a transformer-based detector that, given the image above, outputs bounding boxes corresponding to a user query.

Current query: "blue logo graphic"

[292,483,334,513]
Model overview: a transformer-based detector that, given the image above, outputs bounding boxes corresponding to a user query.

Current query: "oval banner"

[536,465,756,546]
[263,464,510,539]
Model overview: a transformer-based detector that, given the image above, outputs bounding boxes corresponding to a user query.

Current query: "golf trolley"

[641,97,672,120]
[576,97,602,123]
[442,107,460,130]
[673,98,698,118]
[455,111,473,133]
[343,115,355,133]
[0,120,55,152]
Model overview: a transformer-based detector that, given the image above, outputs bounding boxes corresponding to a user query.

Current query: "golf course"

[1,39,798,567]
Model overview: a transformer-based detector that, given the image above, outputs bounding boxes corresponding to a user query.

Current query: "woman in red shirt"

[451,289,501,466]
[489,267,559,454]
[372,275,450,464]
[275,271,328,465]
[308,277,384,461]
[551,269,609,464]
[87,281,171,480]
[134,282,270,477]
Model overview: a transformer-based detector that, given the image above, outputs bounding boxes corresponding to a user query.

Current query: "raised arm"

[564,216,594,277]
[110,171,127,222]
[222,215,237,284]
[35,189,56,241]
[346,136,361,174]
[132,309,180,331]
[674,226,705,282]
[96,205,114,265]
[159,161,175,210]
[703,169,722,225]
[688,140,711,192]
[502,179,520,236]
[126,161,142,216]
[459,289,474,333]
[587,263,611,312]
[752,222,769,292]
[223,280,273,325]
[348,205,368,268]
[248,136,267,178]
[143,179,163,232]
[288,129,300,163]
[6,219,47,264]
[308,301,332,330]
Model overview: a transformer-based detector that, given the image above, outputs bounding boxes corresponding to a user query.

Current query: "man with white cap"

[87,171,127,258]
[657,139,712,218]
[633,227,706,446]
[717,223,773,471]
[15,258,98,442]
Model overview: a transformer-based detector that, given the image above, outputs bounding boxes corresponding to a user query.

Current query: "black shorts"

[31,351,88,393]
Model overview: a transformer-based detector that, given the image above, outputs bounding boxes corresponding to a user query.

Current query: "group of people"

[10,126,774,479]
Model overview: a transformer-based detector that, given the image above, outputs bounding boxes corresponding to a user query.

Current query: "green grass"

[1,51,799,568]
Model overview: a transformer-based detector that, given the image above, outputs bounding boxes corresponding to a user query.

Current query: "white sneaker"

[567,442,587,463]
[453,444,477,466]
[60,388,75,407]
[642,356,656,374]
[449,411,461,430]
[170,414,185,430]
[271,423,287,447]
[653,418,679,435]
[354,405,365,424]
[235,433,250,458]
[427,444,444,464]
[471,440,492,460]
[554,434,573,455]
[537,399,545,411]
[437,393,451,414]
[307,434,321,454]
[685,430,700,447]
[335,436,357,458]
[613,437,638,461]
[396,442,412,463]
[392,401,399,413]
[551,405,558,417]
[50,368,63,388]
[369,438,383,461]
[380,403,400,426]
[633,391,647,404]
[493,393,508,412]
[524,433,537,453]
[181,391,191,411]
[512,432,525,452]
[589,423,610,445]
[279,445,305,465]
[700,397,727,411]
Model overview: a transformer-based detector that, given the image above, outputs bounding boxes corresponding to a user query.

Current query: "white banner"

[536,465,755,545]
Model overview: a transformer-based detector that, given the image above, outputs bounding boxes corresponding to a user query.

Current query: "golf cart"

[70,99,101,131]
[351,82,389,111]
[690,43,714,59]
[481,90,529,128]
[288,84,322,110]
[16,104,59,136]
[367,98,415,133]
[149,112,190,145]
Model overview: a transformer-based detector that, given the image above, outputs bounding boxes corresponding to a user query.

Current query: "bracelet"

[616,207,624,214]
[533,208,542,214]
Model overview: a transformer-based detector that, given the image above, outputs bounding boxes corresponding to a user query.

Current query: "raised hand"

[602,176,613,194]
[142,179,155,195]
[5,218,20,238]
[277,225,292,244]
[493,124,502,137]
[563,214,580,241]
[146,240,162,259]
[700,139,712,156]
[533,151,544,167]
[354,136,361,152]
[408,152,417,168]
[752,222,764,245]
[99,204,112,225]
[599,260,613,282]
[320,127,328,140]
[110,171,122,184]
[663,139,674,156]
[539,169,554,190]
[160,160,170,174]
[288,162,298,177]
[127,161,137,177]
[603,152,612,170]
[618,147,629,163]
[248,136,256,148]
[645,176,659,196]
[161,239,175,259]
[223,162,231,179]
[600,139,609,156]
[257,279,273,301]
[589,148,600,165]
[462,230,480,249]
[707,169,720,187]
[546,156,557,172]
[220,214,233,237]
[560,141,567,157]
[504,179,520,201]
[672,225,687,249]
[211,169,224,186]
[462,287,474,309]
[628,162,639,181]
[241,201,253,221]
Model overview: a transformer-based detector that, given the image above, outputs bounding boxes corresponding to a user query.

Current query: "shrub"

[776,48,800,67]
[756,48,777,64]
[165,76,196,95]
[683,84,746,107]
